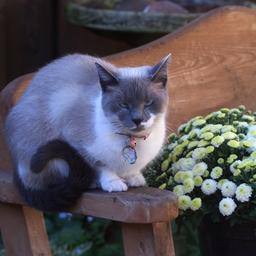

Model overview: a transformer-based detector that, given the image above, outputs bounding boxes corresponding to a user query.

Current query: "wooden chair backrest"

[0,6,256,172]
[2,7,256,130]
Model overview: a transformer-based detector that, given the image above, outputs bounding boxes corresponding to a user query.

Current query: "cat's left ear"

[150,54,171,87]
[95,62,119,92]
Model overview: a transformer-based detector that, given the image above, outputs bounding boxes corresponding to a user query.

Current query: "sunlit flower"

[217,179,228,189]
[173,185,185,197]
[200,132,214,141]
[177,158,196,171]
[183,178,195,193]
[230,160,241,173]
[211,135,225,147]
[227,140,240,148]
[192,162,208,176]
[191,198,202,211]
[194,176,203,187]
[227,154,238,164]
[221,181,237,197]
[219,198,237,216]
[210,167,223,179]
[223,132,237,140]
[192,119,206,127]
[174,171,184,183]
[192,148,208,160]
[201,179,217,195]
[178,195,192,210]
[235,184,252,202]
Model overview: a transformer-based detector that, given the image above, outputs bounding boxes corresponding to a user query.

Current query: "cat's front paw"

[100,178,128,192]
[126,173,146,187]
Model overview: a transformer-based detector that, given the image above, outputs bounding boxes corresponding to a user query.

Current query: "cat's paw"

[126,173,146,187]
[100,178,128,192]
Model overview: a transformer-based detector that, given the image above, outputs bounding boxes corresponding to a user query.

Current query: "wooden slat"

[0,172,178,223]
[122,221,175,256]
[0,203,51,256]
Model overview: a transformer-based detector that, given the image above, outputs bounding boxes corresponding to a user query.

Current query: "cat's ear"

[150,54,171,87]
[95,63,119,92]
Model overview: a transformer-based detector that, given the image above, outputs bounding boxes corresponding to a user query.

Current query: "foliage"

[46,213,123,256]
[145,106,256,227]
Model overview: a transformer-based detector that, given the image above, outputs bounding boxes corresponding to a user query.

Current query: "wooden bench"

[0,6,255,256]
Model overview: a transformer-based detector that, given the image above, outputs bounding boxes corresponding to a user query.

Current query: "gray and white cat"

[5,54,171,211]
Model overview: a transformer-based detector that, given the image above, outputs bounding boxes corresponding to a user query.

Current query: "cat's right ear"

[95,63,119,92]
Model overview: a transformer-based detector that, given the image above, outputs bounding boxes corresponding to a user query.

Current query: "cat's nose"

[132,118,143,126]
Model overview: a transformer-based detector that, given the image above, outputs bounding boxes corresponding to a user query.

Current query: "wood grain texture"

[122,221,175,256]
[0,203,51,256]
[0,172,178,223]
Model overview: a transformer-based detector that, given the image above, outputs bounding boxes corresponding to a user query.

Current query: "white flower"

[180,134,189,142]
[192,147,208,160]
[237,121,249,128]
[201,179,217,195]
[221,181,237,197]
[217,179,228,189]
[183,178,195,193]
[190,198,202,211]
[222,132,237,140]
[177,158,196,171]
[211,135,225,147]
[221,125,236,133]
[208,124,223,133]
[210,167,223,179]
[178,195,192,210]
[219,198,237,216]
[173,185,185,196]
[192,162,208,176]
[167,142,177,151]
[230,160,241,173]
[235,183,252,202]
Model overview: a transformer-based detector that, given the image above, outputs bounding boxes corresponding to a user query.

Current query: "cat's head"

[95,55,171,136]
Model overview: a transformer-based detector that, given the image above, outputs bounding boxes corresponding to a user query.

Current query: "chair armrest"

[0,171,178,223]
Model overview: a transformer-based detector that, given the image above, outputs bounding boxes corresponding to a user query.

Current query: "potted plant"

[145,105,256,256]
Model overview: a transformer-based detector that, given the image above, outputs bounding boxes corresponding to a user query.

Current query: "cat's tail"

[14,139,95,211]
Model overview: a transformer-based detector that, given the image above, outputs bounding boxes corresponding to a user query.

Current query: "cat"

[4,53,171,211]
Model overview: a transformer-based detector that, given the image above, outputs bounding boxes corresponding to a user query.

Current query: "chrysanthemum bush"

[145,106,256,225]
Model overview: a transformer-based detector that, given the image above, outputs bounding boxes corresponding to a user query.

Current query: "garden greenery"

[145,106,256,225]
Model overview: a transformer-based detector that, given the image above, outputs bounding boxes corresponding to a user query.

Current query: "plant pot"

[198,216,256,256]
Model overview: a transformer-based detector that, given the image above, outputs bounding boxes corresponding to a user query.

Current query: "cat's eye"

[119,103,129,109]
[145,100,153,107]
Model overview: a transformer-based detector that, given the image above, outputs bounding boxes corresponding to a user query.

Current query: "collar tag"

[122,146,137,164]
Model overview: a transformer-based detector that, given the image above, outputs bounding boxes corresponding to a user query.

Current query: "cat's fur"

[5,54,171,211]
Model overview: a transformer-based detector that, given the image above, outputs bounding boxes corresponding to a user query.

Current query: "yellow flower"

[194,176,203,187]
[191,198,202,211]
[211,135,225,147]
[178,195,192,210]
[227,140,240,148]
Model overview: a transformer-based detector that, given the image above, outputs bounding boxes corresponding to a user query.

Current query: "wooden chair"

[0,6,255,256]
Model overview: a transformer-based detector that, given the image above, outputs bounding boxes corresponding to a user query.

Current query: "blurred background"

[1,0,255,89]
[0,0,255,255]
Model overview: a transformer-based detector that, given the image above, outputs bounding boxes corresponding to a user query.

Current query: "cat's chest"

[86,119,165,173]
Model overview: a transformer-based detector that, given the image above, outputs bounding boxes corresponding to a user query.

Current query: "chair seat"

[0,171,178,223]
